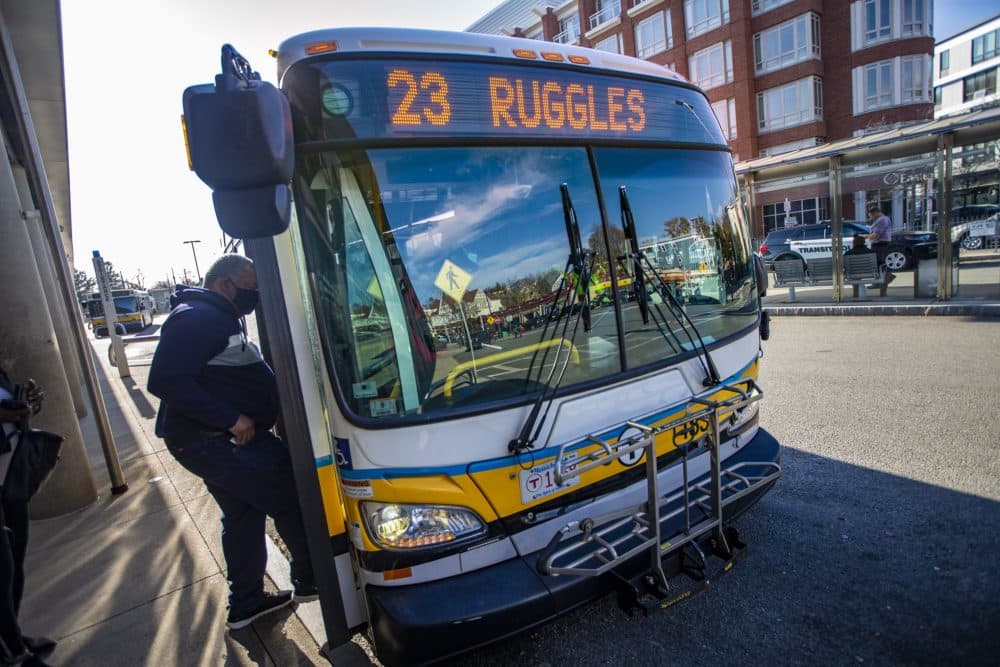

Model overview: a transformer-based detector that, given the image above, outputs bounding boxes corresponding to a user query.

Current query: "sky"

[62,0,1000,286]
[62,0,500,286]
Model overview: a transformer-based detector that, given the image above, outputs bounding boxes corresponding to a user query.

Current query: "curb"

[765,303,1000,316]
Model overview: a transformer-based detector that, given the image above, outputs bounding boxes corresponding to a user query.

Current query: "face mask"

[233,286,259,316]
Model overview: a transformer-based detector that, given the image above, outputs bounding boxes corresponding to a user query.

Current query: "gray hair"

[203,254,253,288]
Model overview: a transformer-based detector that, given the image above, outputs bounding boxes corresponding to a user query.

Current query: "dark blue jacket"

[148,286,280,439]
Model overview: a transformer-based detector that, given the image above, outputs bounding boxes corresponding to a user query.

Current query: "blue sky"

[62,1,1000,285]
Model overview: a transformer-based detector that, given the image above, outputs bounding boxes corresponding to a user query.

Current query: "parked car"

[761,221,946,271]
[464,330,491,351]
[758,221,872,268]
[952,206,1000,250]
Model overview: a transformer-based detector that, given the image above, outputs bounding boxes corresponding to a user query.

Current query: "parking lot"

[452,315,1000,666]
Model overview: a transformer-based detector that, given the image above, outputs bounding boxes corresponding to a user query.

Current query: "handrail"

[443,338,580,397]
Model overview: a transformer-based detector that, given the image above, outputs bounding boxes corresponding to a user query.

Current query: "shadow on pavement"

[450,446,1000,666]
[121,377,156,419]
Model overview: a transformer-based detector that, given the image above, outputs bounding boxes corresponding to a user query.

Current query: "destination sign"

[284,58,726,146]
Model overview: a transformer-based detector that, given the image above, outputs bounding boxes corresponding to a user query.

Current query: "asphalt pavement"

[18,310,1000,666]
[452,315,1000,666]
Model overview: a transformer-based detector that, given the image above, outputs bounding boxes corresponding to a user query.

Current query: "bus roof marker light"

[513,49,538,59]
[541,52,565,62]
[305,41,338,55]
[568,55,590,65]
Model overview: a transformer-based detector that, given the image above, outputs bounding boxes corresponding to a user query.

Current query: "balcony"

[589,1,622,31]
[554,17,580,44]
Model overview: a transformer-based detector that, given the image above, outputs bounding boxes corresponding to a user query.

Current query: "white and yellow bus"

[182,28,780,665]
[86,288,153,337]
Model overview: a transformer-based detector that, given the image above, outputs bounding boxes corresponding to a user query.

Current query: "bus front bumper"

[365,427,781,666]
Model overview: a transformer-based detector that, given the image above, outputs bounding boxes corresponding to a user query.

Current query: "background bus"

[86,288,153,336]
[183,28,779,665]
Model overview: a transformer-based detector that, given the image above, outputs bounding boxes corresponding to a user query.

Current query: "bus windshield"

[295,145,755,421]
[286,59,755,422]
[87,295,141,317]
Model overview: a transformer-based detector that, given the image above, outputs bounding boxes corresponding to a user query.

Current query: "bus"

[182,28,781,665]
[86,288,153,337]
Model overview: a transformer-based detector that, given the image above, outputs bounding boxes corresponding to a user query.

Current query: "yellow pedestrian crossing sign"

[434,259,472,303]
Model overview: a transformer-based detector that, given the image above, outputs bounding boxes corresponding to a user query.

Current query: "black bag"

[2,427,64,502]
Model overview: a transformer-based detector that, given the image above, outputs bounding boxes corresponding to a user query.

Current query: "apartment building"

[468,0,935,168]
[934,14,1000,117]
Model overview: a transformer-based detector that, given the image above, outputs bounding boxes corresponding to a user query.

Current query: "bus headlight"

[361,502,486,550]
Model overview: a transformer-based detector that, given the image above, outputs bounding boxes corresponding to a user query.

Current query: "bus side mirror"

[182,50,294,239]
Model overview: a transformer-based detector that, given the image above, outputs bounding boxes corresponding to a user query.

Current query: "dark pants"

[0,497,27,659]
[165,431,314,611]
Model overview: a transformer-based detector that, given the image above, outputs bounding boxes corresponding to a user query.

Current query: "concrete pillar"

[14,166,87,417]
[0,135,98,517]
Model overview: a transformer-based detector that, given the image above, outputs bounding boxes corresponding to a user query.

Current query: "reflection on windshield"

[294,146,756,421]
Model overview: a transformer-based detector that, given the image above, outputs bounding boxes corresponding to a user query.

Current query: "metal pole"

[183,239,202,282]
[828,157,843,303]
[93,251,130,378]
[937,134,954,300]
[0,13,127,494]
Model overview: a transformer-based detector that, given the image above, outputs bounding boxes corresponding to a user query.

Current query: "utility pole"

[183,239,202,283]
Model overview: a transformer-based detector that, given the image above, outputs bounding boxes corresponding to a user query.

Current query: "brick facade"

[480,0,934,160]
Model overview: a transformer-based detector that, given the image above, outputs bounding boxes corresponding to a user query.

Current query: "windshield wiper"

[619,186,722,388]
[619,187,650,326]
[509,184,594,454]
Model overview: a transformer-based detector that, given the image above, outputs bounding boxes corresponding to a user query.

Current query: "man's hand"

[23,379,44,415]
[228,413,255,445]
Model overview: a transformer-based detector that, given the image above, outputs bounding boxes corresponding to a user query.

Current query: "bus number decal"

[389,69,452,127]
[421,71,451,125]
[388,69,421,125]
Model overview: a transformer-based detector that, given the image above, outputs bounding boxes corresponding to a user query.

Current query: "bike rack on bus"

[537,379,780,610]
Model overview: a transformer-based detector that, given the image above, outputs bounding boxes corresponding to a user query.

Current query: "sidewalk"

[762,250,1000,316]
[18,331,330,666]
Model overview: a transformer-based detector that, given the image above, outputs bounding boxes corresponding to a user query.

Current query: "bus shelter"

[737,106,1000,303]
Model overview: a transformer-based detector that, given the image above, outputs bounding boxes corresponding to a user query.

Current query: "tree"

[74,269,95,304]
[151,279,173,290]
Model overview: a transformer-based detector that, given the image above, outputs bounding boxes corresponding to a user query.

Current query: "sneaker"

[226,590,293,630]
[293,583,319,603]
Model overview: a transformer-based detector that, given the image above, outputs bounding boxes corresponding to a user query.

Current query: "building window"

[939,49,950,77]
[762,198,828,231]
[711,98,737,140]
[757,77,823,131]
[684,0,729,39]
[754,13,821,74]
[901,0,926,36]
[901,55,928,102]
[863,60,893,109]
[688,41,733,90]
[934,86,941,107]
[635,11,671,58]
[972,29,1000,65]
[963,67,998,102]
[554,14,580,44]
[593,32,623,53]
[589,0,622,31]
[863,0,891,43]
[752,0,794,16]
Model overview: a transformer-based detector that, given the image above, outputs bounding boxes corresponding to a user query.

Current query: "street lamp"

[183,240,202,283]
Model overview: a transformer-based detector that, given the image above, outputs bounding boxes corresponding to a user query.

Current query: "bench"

[843,253,886,299]
[772,258,834,302]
